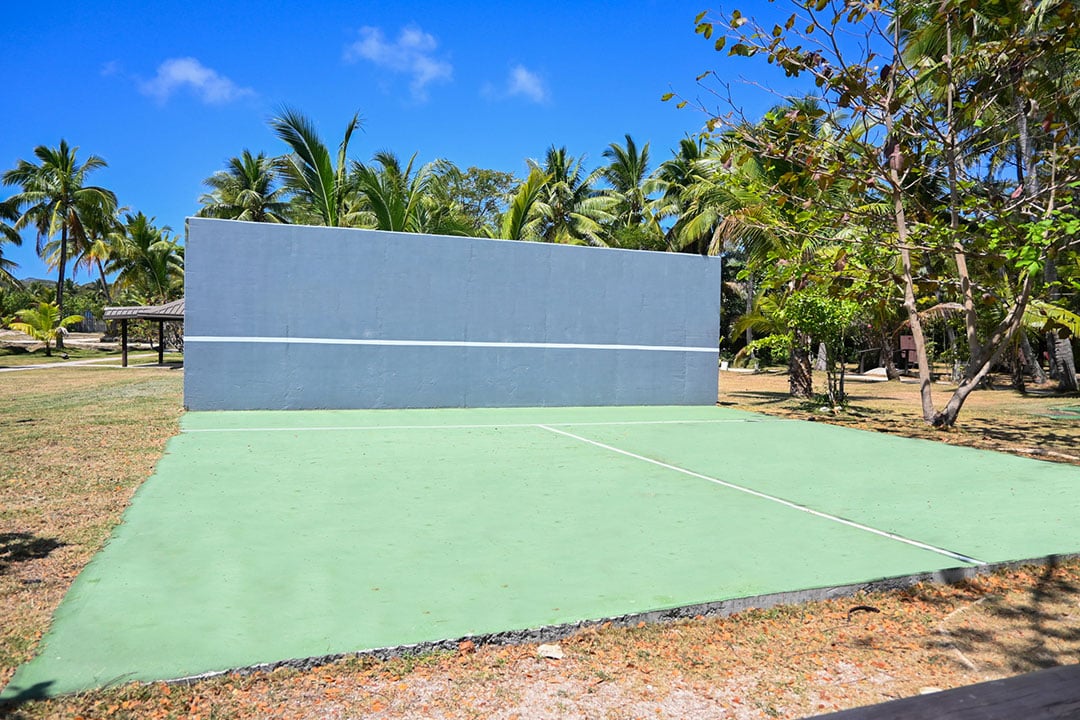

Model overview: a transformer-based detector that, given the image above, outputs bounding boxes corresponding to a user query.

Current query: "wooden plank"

[810,663,1080,719]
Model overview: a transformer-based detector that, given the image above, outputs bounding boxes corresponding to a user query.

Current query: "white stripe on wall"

[183,336,718,353]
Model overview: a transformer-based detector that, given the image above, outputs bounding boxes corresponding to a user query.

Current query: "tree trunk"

[1051,336,1079,391]
[1011,342,1026,393]
[884,27,937,423]
[880,332,901,380]
[813,341,827,371]
[1020,332,1047,384]
[55,224,68,350]
[1012,65,1077,390]
[931,273,1036,426]
[789,333,813,398]
[1043,262,1078,390]
[95,257,112,304]
[744,273,754,347]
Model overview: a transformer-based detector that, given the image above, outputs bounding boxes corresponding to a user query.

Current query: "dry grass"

[2,367,1079,719]
[0,369,183,681]
[719,369,1080,465]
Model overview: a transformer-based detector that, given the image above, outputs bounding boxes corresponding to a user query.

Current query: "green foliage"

[107,213,184,304]
[499,168,550,241]
[2,139,117,326]
[10,301,84,356]
[197,150,290,223]
[686,0,1080,424]
[0,198,22,286]
[432,164,517,234]
[780,291,861,351]
[350,152,472,236]
[526,146,615,246]
[271,108,361,228]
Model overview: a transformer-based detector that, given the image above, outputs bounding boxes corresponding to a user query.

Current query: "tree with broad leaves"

[678,0,1080,427]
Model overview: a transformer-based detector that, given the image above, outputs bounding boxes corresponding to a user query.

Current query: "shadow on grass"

[0,681,57,717]
[0,533,65,575]
[725,391,792,405]
[916,557,1080,675]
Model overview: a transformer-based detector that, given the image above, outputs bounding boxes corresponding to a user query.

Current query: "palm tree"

[600,134,663,248]
[10,301,83,356]
[41,201,120,302]
[2,141,116,347]
[0,199,22,286]
[653,137,720,253]
[107,213,184,304]
[682,99,852,397]
[527,146,614,245]
[350,151,471,235]
[498,168,550,241]
[270,108,362,227]
[197,150,290,223]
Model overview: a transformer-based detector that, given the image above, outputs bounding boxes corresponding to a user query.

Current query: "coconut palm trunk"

[789,332,813,398]
[55,223,68,349]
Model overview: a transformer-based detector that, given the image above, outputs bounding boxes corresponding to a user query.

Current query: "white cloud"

[343,25,452,101]
[506,65,549,103]
[139,57,253,105]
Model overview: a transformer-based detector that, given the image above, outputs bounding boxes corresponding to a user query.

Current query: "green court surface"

[5,406,1080,699]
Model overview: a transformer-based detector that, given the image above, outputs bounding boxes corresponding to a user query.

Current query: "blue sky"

[2,0,807,281]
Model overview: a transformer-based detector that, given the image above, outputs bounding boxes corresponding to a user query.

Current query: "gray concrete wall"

[184,218,720,410]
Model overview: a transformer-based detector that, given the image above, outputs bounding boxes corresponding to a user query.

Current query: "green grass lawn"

[0,346,121,367]
[0,347,183,368]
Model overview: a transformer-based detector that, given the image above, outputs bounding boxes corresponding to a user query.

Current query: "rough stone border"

[159,552,1080,689]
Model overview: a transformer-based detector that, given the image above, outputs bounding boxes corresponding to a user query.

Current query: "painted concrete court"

[5,406,1080,699]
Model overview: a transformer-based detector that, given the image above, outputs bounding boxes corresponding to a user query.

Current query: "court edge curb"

[159,552,1080,690]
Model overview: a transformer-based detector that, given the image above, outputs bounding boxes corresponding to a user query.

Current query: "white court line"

[183,336,718,353]
[182,419,769,434]
[536,424,986,567]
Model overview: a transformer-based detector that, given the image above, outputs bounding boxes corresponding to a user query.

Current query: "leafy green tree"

[270,109,362,227]
[10,301,83,356]
[695,100,851,396]
[197,150,290,223]
[2,140,117,347]
[902,0,1080,390]
[685,0,1080,427]
[431,163,517,235]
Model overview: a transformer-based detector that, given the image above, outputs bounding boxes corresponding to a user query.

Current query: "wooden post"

[158,321,165,365]
[121,319,128,368]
